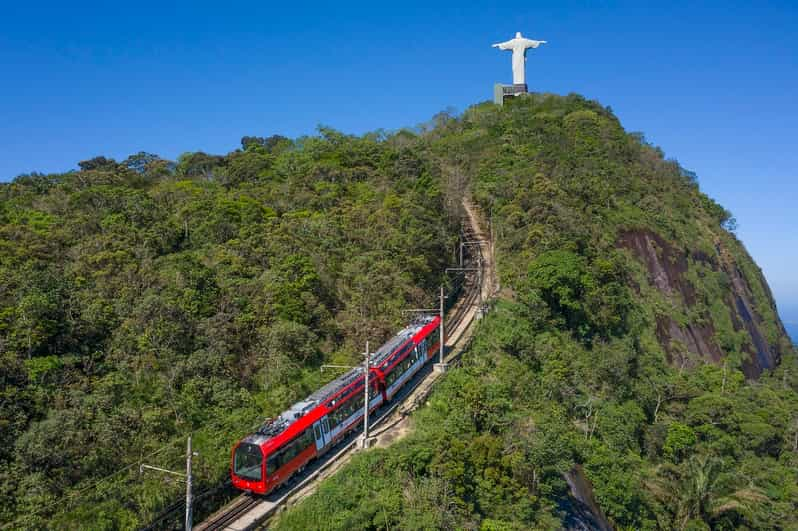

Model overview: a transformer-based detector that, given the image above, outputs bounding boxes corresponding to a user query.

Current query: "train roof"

[240,315,438,452]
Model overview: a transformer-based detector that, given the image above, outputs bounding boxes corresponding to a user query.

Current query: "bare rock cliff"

[618,228,787,378]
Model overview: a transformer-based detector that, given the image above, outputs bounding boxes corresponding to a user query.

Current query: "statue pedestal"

[493,83,528,105]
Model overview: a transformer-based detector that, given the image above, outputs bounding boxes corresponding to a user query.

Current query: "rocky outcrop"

[561,465,614,531]
[721,254,782,376]
[618,229,785,378]
[617,230,696,306]
[655,316,723,366]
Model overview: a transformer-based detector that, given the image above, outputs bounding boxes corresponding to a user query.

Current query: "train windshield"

[234,443,262,481]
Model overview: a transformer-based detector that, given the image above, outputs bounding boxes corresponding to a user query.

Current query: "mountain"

[276,95,798,530]
[1,94,796,530]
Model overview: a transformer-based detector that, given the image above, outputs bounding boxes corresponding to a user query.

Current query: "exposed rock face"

[618,229,784,378]
[724,257,782,376]
[654,317,723,365]
[561,465,614,531]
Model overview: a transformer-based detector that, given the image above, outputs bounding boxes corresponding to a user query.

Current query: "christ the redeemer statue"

[492,32,547,85]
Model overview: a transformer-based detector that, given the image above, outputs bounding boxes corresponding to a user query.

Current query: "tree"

[122,152,162,174]
[648,455,766,530]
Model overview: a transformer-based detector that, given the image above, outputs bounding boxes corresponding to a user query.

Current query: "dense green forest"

[2,94,796,530]
[275,95,798,530]
[0,128,460,528]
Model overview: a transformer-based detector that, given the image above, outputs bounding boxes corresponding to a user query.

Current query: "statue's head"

[516,32,522,38]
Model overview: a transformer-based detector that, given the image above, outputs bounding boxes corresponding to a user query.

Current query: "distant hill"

[787,323,798,344]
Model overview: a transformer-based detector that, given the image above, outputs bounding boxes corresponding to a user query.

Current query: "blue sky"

[1,1,796,321]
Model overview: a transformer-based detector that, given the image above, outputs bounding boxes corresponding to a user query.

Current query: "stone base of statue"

[493,83,528,105]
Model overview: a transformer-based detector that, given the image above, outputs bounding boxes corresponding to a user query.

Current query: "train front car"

[231,401,323,495]
[231,436,268,494]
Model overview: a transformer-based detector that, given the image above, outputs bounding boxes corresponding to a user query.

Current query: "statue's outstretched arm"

[492,40,513,50]
[522,39,547,48]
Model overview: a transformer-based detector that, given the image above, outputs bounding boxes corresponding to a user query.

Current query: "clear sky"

[1,1,796,321]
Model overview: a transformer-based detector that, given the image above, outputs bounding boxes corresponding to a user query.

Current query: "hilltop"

[276,94,798,530]
[1,93,796,530]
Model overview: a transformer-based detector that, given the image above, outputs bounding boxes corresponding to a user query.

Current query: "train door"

[418,338,429,360]
[312,420,325,451]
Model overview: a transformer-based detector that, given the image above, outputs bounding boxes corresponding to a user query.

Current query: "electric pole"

[402,291,447,373]
[139,436,196,531]
[431,285,449,372]
[455,239,488,317]
[478,253,483,316]
[185,436,192,531]
[439,285,445,365]
[362,341,370,448]
[323,343,373,450]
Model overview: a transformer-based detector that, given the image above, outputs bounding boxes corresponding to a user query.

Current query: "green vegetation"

[0,131,458,528]
[2,94,796,530]
[276,95,798,530]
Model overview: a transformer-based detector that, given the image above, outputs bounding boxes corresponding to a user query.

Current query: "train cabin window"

[234,443,262,481]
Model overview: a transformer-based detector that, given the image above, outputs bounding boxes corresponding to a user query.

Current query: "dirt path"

[462,199,499,302]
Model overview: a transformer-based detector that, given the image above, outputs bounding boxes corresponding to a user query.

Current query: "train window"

[235,443,262,481]
[266,455,278,476]
[285,442,297,462]
[265,431,314,477]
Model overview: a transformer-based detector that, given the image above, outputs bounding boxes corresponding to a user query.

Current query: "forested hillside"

[276,95,798,530]
[2,94,796,530]
[0,129,460,528]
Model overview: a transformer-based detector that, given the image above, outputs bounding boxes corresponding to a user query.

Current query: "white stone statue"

[492,32,547,85]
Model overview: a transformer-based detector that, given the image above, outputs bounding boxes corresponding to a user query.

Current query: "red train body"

[231,316,442,495]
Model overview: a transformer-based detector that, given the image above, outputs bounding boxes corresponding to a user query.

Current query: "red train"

[231,315,442,494]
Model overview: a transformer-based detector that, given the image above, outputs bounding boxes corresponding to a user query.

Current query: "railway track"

[188,200,493,531]
[198,495,260,531]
